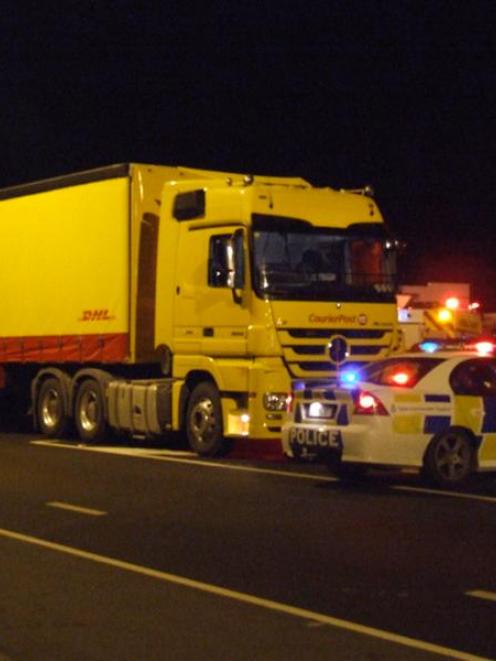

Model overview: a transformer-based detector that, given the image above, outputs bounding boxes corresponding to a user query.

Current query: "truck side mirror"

[227,229,245,304]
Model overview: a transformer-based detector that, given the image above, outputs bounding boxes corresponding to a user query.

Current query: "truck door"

[173,223,250,356]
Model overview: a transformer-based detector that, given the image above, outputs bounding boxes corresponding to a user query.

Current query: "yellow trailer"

[398,303,482,350]
[0,163,401,455]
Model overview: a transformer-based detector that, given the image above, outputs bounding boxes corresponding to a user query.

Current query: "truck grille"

[278,327,392,380]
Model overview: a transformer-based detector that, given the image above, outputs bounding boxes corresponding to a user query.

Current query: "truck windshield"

[251,216,398,302]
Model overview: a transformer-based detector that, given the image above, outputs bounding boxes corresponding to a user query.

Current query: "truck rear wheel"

[37,377,70,437]
[186,382,229,457]
[75,379,108,444]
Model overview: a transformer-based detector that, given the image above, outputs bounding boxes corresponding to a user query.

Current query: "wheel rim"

[433,433,471,482]
[41,388,61,429]
[79,389,99,433]
[190,397,216,446]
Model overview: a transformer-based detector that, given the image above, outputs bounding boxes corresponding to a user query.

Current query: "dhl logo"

[79,309,115,322]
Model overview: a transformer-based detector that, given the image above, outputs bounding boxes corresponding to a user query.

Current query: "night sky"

[2,2,495,306]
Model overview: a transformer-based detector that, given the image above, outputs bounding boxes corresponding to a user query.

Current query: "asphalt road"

[0,430,495,660]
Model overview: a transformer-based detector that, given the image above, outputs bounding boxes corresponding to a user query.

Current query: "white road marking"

[466,590,496,603]
[392,485,496,505]
[306,620,326,628]
[0,526,489,661]
[29,440,496,504]
[46,501,107,516]
[30,440,337,482]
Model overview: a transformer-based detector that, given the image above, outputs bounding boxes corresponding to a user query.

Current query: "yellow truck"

[0,163,401,455]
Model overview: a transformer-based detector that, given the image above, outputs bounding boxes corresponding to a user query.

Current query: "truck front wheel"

[37,377,70,437]
[186,382,229,457]
[75,379,108,444]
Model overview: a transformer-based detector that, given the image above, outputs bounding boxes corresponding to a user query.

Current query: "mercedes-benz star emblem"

[328,336,348,363]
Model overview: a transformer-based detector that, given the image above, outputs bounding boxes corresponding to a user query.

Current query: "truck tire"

[423,427,474,487]
[186,382,229,457]
[74,378,108,444]
[37,377,70,438]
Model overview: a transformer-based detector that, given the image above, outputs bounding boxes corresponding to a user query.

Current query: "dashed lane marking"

[30,440,496,504]
[46,501,107,516]
[0,525,490,661]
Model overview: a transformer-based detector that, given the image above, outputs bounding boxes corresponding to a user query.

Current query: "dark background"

[1,1,495,306]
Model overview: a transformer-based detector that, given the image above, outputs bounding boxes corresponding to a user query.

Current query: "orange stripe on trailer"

[424,310,456,337]
[424,310,446,331]
[0,333,129,364]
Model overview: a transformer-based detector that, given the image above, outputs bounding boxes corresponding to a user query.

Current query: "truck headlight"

[263,392,290,411]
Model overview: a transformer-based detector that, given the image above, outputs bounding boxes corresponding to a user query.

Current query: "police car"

[281,340,496,487]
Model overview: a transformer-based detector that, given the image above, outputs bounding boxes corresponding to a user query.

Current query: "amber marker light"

[437,308,453,323]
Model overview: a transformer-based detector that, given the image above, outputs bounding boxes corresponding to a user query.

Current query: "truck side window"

[208,235,231,287]
[349,239,383,285]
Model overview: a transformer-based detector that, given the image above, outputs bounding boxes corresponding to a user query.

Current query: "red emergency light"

[354,390,389,415]
[444,297,460,310]
[391,371,411,386]
[474,341,494,356]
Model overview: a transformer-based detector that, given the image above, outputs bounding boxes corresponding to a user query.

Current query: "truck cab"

[151,168,401,455]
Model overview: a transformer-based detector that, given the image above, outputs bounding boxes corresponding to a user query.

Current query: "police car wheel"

[423,428,474,487]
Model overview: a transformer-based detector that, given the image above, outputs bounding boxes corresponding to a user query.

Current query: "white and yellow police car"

[281,340,496,486]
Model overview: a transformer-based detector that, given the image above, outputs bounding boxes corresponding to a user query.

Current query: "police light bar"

[419,341,440,353]
[416,338,495,356]
[474,341,494,356]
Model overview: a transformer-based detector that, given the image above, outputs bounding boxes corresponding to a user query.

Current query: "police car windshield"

[360,357,445,387]
[251,215,397,302]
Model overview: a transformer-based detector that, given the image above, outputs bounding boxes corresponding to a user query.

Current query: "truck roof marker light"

[419,341,439,353]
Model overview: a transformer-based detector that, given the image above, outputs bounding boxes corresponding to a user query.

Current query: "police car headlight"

[263,392,289,411]
[307,401,335,419]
